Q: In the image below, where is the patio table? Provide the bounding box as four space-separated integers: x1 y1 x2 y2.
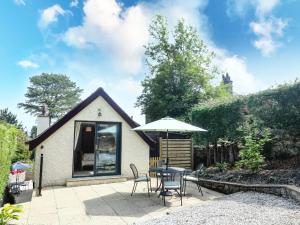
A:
149 166 186 173
149 166 187 194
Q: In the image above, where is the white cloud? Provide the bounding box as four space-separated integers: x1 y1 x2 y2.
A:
64 0 149 74
227 0 288 56
17 60 39 69
13 0 25 6
227 0 280 18
38 4 66 29
64 0 209 75
250 17 288 56
255 0 280 17
217 55 262 94
70 0 79 8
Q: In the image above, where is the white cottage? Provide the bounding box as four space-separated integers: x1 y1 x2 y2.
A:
27 88 154 187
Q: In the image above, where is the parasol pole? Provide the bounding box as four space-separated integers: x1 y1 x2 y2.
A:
166 129 169 170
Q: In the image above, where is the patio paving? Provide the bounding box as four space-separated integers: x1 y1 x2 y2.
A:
15 179 224 225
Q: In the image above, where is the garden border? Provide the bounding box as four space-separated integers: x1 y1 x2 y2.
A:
198 178 300 203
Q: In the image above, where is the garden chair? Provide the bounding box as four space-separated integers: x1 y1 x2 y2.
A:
130 163 151 197
154 159 171 188
161 170 183 206
183 164 204 196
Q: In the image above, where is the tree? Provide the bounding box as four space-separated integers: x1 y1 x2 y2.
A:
136 15 230 122
0 108 23 129
237 128 271 172
30 126 37 139
0 109 30 163
18 73 83 122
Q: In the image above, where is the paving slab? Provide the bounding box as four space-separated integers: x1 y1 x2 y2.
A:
15 179 223 225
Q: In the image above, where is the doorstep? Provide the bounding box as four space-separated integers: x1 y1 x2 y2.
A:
66 175 128 187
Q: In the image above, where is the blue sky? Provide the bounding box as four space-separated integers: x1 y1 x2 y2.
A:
1 0 299 131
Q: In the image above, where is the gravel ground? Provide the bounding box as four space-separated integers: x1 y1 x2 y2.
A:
133 192 300 225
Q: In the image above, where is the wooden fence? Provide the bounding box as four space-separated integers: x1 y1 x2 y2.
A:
149 157 160 177
194 143 239 167
160 138 193 169
149 138 193 176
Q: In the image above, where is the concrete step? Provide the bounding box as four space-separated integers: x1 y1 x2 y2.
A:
66 175 128 187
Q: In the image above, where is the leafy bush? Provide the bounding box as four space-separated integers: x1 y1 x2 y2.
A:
192 81 300 159
237 129 271 172
12 130 30 163
0 123 18 201
192 96 246 145
0 122 30 202
0 204 22 225
216 162 229 172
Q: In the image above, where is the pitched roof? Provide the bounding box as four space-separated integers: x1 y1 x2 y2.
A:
27 87 155 150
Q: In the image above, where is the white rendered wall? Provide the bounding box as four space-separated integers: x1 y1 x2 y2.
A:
34 96 149 186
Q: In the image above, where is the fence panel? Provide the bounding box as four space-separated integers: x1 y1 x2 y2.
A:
160 138 193 169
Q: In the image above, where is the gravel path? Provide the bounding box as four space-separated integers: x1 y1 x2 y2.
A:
133 192 300 225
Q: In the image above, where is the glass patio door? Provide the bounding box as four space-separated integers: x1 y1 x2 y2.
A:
94 122 121 175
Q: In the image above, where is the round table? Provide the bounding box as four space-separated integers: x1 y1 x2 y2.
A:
149 166 188 194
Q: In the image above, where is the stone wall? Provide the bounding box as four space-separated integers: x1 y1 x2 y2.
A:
198 178 300 204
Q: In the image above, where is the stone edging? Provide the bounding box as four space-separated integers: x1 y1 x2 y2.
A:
198 178 300 203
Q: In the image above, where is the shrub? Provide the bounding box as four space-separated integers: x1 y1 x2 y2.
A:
0 123 18 201
0 204 22 225
216 162 229 172
237 129 271 172
0 121 30 201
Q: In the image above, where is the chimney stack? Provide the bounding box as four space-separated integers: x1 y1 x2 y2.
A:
37 104 50 135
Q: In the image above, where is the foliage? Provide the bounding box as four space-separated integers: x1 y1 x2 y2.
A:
11 131 30 163
192 81 300 159
0 204 22 225
247 82 300 131
236 129 271 172
0 108 23 129
137 15 231 122
0 121 30 200
192 96 246 145
30 126 37 139
18 73 83 122
216 162 229 172
0 123 18 200
0 108 29 163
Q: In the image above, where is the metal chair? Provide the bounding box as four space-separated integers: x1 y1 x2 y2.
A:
183 165 204 196
155 159 172 190
130 163 151 197
161 170 183 206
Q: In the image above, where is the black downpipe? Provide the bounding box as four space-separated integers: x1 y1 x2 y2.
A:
38 154 43 196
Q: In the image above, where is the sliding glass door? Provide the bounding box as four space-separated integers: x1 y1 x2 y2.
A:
94 122 121 175
73 121 121 177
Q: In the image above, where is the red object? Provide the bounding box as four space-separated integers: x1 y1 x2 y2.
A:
10 169 24 175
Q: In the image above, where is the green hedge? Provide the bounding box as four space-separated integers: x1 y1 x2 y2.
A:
192 82 300 159
0 123 18 201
